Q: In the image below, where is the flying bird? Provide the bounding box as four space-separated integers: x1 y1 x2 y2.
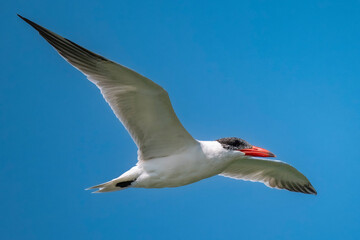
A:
18 15 316 195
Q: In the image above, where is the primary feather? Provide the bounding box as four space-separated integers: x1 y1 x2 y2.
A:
18 14 197 160
220 158 317 194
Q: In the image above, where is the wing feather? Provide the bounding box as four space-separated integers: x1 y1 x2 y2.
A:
19 15 198 160
220 158 317 194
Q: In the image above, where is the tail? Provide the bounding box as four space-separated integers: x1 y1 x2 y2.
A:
86 179 134 193
86 166 140 193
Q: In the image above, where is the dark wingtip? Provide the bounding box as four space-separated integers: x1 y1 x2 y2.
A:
17 14 26 20
306 183 317 195
17 14 41 31
17 14 34 26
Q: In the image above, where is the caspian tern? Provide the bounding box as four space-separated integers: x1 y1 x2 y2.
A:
19 15 317 195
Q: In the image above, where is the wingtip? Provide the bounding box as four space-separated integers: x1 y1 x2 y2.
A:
17 14 26 20
17 14 33 25
17 14 39 29
310 186 318 195
306 183 317 195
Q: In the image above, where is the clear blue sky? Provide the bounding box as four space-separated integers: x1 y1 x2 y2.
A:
1 0 360 239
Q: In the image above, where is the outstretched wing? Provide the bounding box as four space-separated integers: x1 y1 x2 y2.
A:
220 158 317 194
19 15 198 160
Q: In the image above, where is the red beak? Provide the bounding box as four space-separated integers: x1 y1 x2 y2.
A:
239 146 276 158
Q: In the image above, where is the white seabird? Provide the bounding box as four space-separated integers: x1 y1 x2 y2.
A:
19 15 316 195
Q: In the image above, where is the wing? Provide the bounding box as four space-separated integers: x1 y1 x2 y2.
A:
220 158 317 194
19 15 198 160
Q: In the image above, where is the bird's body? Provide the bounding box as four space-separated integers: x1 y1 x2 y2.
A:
116 141 237 190
19 15 317 195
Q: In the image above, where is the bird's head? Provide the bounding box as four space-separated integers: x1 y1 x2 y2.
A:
216 137 276 157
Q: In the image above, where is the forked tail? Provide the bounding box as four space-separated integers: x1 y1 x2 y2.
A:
86 166 140 193
86 179 135 193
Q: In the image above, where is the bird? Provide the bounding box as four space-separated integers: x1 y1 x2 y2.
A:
18 14 317 195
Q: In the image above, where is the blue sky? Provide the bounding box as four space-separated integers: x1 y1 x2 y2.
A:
1 0 360 239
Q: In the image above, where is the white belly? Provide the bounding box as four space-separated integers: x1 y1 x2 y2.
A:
132 141 237 188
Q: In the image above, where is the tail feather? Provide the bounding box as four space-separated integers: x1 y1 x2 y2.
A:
86 179 134 193
86 166 140 193
86 180 120 193
85 183 107 190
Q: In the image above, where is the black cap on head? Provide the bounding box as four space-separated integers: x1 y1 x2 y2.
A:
217 137 252 150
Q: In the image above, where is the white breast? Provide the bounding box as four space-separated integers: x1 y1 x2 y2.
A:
133 141 241 188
